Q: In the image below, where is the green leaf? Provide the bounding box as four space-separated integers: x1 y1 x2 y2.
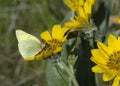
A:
46 62 70 86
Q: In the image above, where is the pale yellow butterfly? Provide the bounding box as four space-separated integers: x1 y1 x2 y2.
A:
16 30 45 60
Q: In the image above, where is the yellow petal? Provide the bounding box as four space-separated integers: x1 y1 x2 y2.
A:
64 0 74 10
91 0 95 6
40 31 52 42
79 7 86 19
116 72 120 79
65 19 80 28
52 24 62 40
53 47 62 54
34 47 53 59
117 36 120 49
52 24 69 42
85 1 91 15
97 42 112 55
118 36 120 41
24 56 36 61
87 0 95 6
61 27 69 36
112 77 119 86
103 70 117 81
79 0 84 6
90 56 106 65
91 65 105 73
61 27 70 41
117 17 120 24
91 49 108 63
108 34 119 51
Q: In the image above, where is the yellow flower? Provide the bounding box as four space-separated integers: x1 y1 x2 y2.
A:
91 34 120 86
64 0 95 29
41 24 69 47
65 15 88 29
31 24 69 60
64 0 95 12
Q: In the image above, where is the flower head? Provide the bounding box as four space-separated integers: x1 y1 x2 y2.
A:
64 0 95 29
41 24 69 46
91 34 120 86
31 24 69 60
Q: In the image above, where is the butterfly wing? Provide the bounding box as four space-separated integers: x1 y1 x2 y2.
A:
16 30 44 59
16 30 40 43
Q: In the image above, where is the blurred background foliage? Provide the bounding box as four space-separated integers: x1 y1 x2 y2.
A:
0 0 120 86
0 0 68 86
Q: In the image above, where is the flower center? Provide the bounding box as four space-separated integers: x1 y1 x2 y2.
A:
107 51 120 71
48 39 62 47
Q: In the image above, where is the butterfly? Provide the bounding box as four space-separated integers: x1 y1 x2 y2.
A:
16 30 45 60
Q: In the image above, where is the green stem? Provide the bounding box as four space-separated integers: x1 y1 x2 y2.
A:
57 61 79 86
55 65 68 86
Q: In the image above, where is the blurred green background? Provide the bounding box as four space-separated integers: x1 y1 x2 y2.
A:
0 0 120 86
0 0 68 86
